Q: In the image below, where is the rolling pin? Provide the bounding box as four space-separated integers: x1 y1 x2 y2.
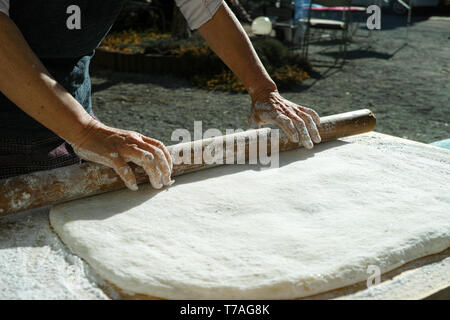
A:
0 109 376 217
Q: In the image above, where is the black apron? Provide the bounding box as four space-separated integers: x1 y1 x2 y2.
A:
0 0 126 179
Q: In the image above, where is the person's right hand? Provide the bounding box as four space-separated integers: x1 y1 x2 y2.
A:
69 119 173 191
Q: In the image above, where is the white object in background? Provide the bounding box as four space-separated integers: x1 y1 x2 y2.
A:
251 16 273 35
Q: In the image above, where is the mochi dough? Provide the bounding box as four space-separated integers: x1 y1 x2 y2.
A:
49 133 450 299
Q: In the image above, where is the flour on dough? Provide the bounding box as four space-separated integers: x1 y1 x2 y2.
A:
49 133 450 299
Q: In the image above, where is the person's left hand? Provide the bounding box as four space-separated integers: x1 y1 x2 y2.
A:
248 90 321 149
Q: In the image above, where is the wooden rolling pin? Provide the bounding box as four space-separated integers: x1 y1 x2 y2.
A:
0 109 375 217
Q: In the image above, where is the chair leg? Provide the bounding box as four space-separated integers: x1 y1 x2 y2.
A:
302 24 311 61
342 36 347 65
343 28 348 65
337 28 348 67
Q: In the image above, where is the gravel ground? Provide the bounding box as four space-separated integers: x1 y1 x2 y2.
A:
91 13 450 146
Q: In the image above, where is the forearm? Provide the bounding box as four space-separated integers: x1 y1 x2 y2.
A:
198 3 277 99
0 13 173 190
0 12 93 143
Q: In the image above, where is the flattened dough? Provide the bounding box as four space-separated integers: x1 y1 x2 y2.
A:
49 133 450 299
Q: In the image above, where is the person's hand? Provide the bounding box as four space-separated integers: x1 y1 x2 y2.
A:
248 89 321 149
69 119 173 191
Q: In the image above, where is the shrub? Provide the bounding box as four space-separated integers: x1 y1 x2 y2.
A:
99 31 311 92
100 29 171 53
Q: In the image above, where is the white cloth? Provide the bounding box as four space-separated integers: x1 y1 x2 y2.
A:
0 0 9 16
176 0 223 29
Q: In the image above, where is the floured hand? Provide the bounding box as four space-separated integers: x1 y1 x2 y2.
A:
68 119 173 191
248 90 321 149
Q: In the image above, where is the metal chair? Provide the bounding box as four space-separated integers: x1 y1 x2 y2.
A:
301 0 355 67
265 0 303 46
391 0 413 43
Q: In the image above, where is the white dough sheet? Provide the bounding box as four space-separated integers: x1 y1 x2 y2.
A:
49 133 450 299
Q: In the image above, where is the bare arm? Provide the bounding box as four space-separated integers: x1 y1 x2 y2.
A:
0 12 172 189
198 3 321 148
0 12 91 143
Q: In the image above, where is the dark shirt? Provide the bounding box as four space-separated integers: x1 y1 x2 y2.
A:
0 0 126 178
